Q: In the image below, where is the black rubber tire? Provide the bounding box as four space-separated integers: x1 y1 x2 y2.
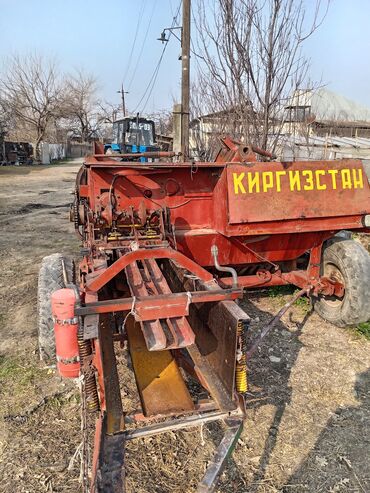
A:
37 253 75 361
325 230 352 248
314 239 370 327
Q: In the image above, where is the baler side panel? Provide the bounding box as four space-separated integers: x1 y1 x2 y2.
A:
226 160 370 224
175 230 331 266
89 167 217 230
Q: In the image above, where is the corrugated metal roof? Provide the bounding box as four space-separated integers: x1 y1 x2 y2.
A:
279 134 370 148
275 134 370 161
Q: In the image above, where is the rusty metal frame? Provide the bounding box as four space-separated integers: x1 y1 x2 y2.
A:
71 134 370 493
162 259 248 408
124 410 244 493
220 270 341 293
124 409 242 440
76 288 242 317
98 316 125 434
90 414 126 493
86 247 214 293
197 418 244 493
219 244 345 296
125 258 196 350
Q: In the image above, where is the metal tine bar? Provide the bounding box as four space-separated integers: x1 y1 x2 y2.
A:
125 261 167 350
144 258 180 347
125 410 241 440
145 258 195 347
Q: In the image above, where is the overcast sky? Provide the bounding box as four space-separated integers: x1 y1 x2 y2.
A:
0 0 370 114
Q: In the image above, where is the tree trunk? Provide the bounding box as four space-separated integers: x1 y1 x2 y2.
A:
33 135 43 163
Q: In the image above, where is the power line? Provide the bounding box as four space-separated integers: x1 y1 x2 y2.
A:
132 43 167 114
140 49 167 113
123 0 146 84
168 24 203 60
134 1 182 114
134 1 182 113
138 2 182 113
190 5 206 62
127 0 158 92
168 0 174 17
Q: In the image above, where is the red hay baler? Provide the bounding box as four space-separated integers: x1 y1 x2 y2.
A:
38 137 370 492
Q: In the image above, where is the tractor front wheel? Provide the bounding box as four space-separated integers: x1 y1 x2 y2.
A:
37 253 75 361
314 239 370 327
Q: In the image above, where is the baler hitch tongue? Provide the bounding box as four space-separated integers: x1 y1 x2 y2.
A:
247 287 308 359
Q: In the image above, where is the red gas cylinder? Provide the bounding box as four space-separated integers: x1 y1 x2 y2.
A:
51 288 80 378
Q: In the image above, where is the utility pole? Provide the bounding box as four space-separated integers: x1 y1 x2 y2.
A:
117 83 129 117
157 1 191 158
181 0 191 161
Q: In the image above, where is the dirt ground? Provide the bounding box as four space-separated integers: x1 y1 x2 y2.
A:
0 163 369 493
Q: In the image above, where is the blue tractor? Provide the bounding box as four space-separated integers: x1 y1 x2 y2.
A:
104 116 159 161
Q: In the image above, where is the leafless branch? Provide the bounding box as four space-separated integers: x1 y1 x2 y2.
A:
192 0 330 156
0 54 66 160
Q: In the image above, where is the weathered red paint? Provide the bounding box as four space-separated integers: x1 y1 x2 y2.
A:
76 289 242 318
86 247 214 292
75 139 370 328
78 152 370 271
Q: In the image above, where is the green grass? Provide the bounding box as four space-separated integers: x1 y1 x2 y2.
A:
0 354 79 418
356 322 370 340
294 292 311 310
47 391 80 410
267 285 294 298
267 285 311 312
0 355 49 388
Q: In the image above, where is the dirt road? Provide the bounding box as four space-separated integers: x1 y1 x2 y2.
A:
0 163 369 493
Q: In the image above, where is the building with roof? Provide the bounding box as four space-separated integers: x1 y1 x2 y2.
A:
285 88 370 138
188 88 370 161
276 133 370 162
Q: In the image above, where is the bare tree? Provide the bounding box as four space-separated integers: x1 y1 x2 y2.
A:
145 110 173 137
0 54 66 161
194 0 329 153
0 97 13 138
97 100 122 124
63 70 105 142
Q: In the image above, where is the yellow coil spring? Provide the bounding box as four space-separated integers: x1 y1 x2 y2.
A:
108 232 121 241
84 374 100 412
78 335 92 359
146 228 158 238
235 320 248 394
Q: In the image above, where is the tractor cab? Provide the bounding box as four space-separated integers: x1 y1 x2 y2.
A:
105 116 159 161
